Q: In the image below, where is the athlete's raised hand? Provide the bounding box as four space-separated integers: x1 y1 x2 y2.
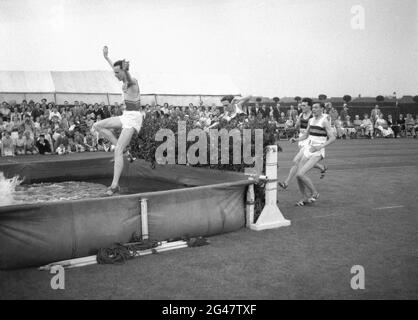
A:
103 46 109 59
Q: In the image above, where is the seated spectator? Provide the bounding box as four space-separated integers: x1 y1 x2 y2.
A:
1 131 15 156
23 131 38 154
353 115 363 137
31 103 44 120
397 114 406 136
84 132 97 152
387 115 400 138
375 114 394 138
360 114 373 139
405 114 415 137
343 115 357 138
36 134 52 155
53 130 69 153
284 116 296 139
334 116 346 139
14 131 26 155
73 131 86 152
68 137 77 153
56 144 67 155
413 115 418 138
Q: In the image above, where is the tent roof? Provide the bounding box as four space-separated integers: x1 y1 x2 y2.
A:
51 71 121 94
0 71 55 93
0 71 240 96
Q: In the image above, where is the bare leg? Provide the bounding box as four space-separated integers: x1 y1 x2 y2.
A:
281 148 303 187
296 155 323 198
110 128 135 189
92 117 121 146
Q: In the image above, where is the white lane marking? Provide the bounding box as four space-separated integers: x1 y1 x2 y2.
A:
373 205 404 210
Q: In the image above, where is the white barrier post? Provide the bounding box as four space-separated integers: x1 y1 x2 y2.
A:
250 145 290 231
246 184 255 227
140 198 149 240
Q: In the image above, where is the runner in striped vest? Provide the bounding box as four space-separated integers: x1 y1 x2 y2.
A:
278 99 328 191
289 102 336 206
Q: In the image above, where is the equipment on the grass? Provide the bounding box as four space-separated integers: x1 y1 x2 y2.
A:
39 237 209 270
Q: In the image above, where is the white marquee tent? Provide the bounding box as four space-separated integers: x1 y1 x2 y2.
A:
0 71 241 106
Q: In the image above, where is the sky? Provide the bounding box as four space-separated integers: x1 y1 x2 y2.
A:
0 0 417 97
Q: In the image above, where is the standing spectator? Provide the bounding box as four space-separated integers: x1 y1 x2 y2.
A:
271 103 281 121
370 105 382 125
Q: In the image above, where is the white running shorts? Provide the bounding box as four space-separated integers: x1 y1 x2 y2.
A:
119 111 143 133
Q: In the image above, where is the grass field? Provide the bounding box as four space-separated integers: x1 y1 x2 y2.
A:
0 138 417 300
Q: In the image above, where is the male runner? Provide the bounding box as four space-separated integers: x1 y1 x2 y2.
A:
92 46 143 196
290 102 336 206
278 98 327 190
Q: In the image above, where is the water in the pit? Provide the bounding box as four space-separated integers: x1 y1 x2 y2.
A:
0 173 188 206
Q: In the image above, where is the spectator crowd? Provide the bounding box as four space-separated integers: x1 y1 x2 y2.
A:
1 98 417 158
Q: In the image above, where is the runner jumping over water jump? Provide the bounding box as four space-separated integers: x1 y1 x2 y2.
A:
92 46 143 196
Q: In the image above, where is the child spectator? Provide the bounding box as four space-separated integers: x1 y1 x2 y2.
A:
56 144 67 155
84 132 97 152
36 134 52 155
1 131 15 156
68 137 77 153
73 131 86 152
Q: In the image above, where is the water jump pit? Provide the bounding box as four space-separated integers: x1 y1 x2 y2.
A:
0 153 255 270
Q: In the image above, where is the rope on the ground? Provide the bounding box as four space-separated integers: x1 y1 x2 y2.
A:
96 235 209 265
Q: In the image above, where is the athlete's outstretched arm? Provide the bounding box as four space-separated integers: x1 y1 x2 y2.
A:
103 46 114 69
